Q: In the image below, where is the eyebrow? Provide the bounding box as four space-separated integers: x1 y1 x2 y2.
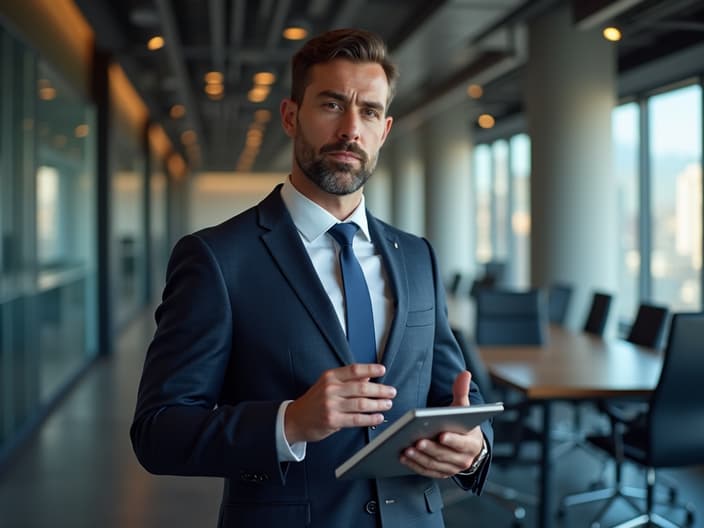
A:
316 90 385 113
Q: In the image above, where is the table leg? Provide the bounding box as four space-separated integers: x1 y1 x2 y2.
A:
539 400 553 528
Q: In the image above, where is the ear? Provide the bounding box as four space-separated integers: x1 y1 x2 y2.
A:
280 99 298 138
379 115 393 147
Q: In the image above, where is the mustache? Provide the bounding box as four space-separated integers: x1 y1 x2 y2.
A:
319 141 368 162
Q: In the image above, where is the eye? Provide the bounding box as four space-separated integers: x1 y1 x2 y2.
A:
363 108 381 119
323 101 343 111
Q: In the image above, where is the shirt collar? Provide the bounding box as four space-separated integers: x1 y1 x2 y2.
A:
280 176 371 243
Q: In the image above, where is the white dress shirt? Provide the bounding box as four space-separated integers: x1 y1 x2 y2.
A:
274 176 395 462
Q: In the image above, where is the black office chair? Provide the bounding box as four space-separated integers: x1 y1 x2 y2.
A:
547 282 573 325
584 304 671 495
598 304 670 419
450 328 539 526
625 303 670 349
475 289 548 346
583 291 613 336
469 260 506 298
559 312 704 527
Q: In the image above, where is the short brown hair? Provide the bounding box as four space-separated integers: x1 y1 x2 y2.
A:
290 28 399 110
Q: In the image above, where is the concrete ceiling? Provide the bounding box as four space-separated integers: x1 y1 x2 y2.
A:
73 0 704 173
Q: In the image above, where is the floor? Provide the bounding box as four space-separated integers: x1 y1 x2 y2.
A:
0 307 702 528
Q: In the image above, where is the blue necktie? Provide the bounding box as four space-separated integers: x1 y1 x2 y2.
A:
328 223 377 364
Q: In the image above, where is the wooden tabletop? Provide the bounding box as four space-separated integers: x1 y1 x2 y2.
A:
478 325 663 400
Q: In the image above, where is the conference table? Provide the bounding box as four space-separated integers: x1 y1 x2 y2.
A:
478 325 663 528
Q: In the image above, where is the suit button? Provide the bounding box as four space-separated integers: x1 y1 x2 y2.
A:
364 500 377 515
369 425 376 430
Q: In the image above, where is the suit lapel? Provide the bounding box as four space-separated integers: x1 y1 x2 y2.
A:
367 214 409 375
258 187 353 366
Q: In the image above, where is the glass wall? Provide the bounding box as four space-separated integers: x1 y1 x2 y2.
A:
149 154 168 301
474 144 492 263
35 59 98 399
613 81 703 325
510 133 531 288
111 117 146 328
0 26 97 456
613 102 640 321
473 134 532 288
648 83 702 312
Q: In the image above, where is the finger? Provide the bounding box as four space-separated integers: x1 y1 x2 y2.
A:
400 446 465 478
337 395 393 414
451 370 471 407
339 363 387 381
336 379 397 399
412 438 474 469
437 427 481 451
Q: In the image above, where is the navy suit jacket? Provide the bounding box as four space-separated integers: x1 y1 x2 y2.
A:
131 185 493 528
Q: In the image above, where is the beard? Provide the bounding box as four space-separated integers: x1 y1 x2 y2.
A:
293 123 377 196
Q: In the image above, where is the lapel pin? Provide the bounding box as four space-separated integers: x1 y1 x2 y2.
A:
393 241 399 249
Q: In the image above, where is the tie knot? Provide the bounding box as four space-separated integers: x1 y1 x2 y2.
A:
328 223 359 247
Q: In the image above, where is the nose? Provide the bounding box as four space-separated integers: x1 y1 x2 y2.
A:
337 110 361 142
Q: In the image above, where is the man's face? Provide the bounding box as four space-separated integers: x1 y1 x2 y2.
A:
285 59 393 196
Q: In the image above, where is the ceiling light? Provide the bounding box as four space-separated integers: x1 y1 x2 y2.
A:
467 84 483 99
205 84 224 96
248 86 270 103
282 26 308 41
74 124 89 138
170 104 186 119
147 35 165 51
253 72 276 85
204 71 224 84
477 114 495 129
602 26 622 42
39 86 57 101
181 129 197 145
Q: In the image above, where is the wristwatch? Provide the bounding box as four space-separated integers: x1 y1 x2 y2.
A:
461 437 488 476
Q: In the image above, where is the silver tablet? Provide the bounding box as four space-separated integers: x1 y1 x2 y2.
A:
335 401 503 479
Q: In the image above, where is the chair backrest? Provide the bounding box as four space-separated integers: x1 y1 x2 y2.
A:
626 303 669 349
475 289 548 345
648 312 704 468
451 327 496 401
548 282 573 325
582 291 613 336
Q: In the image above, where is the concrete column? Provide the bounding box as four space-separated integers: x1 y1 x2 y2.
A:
422 102 475 283
526 5 618 332
388 129 425 237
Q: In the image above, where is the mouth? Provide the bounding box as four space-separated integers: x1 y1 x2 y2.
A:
326 151 362 164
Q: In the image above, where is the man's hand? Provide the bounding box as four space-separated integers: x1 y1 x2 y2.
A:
284 364 397 444
399 370 485 478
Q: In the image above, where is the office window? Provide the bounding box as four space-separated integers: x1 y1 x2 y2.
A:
613 102 640 321
510 133 531 288
473 135 532 288
492 140 510 260
474 144 492 262
649 83 702 311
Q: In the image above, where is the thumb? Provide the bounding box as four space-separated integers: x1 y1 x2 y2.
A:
451 370 471 407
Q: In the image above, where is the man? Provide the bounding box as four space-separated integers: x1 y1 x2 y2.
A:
131 28 493 528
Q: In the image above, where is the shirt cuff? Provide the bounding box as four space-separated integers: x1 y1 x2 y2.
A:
276 400 307 462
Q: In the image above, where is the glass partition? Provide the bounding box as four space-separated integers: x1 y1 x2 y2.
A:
111 117 146 327
0 25 97 458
